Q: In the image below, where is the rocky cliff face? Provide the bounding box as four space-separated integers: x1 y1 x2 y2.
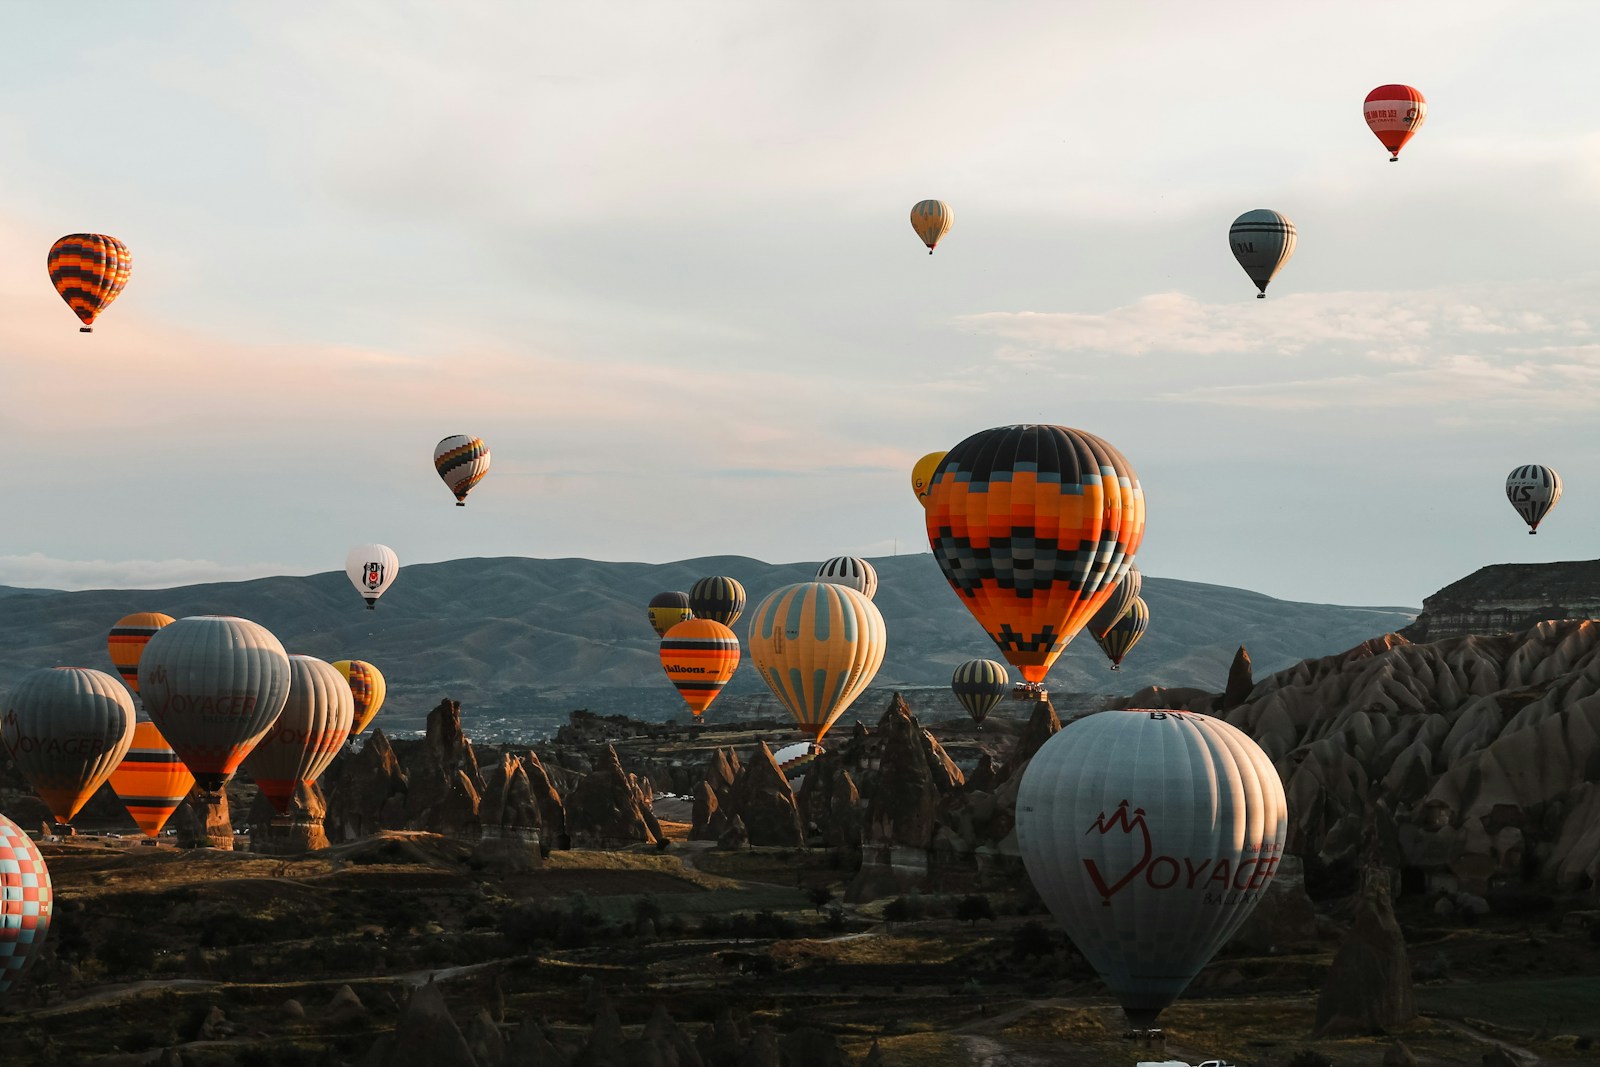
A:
1402 559 1600 642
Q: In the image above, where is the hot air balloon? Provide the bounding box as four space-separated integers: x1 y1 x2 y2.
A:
48 233 131 332
1228 210 1296 298
659 618 741 722
924 424 1144 694
1364 84 1426 161
689 576 746 626
332 659 387 735
1 668 136 826
1087 564 1142 640
346 544 399 609
748 582 886 742
771 740 823 785
0 813 51 997
1506 465 1562 534
910 200 953 254
1016 709 1287 1030
434 435 491 506
647 591 694 638
139 615 292 792
911 451 947 506
1094 596 1149 670
951 659 1009 726
107 612 174 698
816 556 879 600
108 721 195 839
242 656 354 815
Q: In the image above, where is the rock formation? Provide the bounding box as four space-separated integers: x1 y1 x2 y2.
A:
325 729 410 842
719 743 804 847
363 979 479 1067
402 700 485 840
1223 645 1255 710
849 695 951 899
563 745 661 848
473 753 543 870
247 781 330 854
173 786 234 850
1402 559 1600 642
1314 864 1416 1036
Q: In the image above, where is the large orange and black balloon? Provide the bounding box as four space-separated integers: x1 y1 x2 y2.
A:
659 618 740 720
48 234 131 333
924 424 1144 684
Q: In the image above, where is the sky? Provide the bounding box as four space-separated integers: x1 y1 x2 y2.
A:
1 1 1598 607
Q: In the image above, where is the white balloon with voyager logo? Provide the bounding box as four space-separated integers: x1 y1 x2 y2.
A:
1016 708 1287 1031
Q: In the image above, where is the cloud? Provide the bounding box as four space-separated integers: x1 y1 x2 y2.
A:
0 554 308 592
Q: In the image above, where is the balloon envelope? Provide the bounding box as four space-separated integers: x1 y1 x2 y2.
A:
332 659 387 736
0 813 51 996
911 451 947 506
1094 595 1150 668
951 659 1009 724
1506 464 1561 534
242 656 354 814
1016 709 1287 1028
659 618 740 718
107 612 175 696
689 576 746 626
815 556 878 600
346 544 399 609
1228 209 1296 297
139 615 293 792
48 233 131 331
434 435 491 505
109 721 195 838
1087 564 1142 640
771 740 823 785
748 582 886 742
910 200 953 253
924 424 1144 684
647 591 694 638
1363 84 1426 160
1 668 136 824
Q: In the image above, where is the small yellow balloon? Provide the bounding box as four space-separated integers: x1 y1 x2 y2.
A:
911 451 948 507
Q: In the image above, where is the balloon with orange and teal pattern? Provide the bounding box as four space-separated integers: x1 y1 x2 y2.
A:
924 424 1144 686
748 581 886 742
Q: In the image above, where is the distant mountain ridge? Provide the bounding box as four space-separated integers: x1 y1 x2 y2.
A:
0 554 1415 734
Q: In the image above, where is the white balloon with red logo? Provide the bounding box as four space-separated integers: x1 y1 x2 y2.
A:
1016 708 1287 1029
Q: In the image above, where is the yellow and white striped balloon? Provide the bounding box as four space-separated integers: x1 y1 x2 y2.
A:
748 582 886 742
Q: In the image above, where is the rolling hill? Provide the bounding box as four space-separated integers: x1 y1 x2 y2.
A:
0 554 1414 737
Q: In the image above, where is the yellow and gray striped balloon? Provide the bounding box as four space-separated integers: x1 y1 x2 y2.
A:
910 200 953 254
1093 596 1149 670
748 582 886 742
951 659 1009 724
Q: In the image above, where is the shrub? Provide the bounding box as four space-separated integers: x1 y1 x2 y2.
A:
955 894 995 925
1287 1050 1333 1067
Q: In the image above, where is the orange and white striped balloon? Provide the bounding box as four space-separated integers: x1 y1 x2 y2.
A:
660 619 740 719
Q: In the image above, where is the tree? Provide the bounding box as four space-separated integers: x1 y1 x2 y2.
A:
955 894 994 926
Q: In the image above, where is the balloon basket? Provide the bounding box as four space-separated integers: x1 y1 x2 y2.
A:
1010 682 1048 702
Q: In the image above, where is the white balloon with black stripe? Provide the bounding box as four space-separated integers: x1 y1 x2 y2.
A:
815 556 878 600
1505 464 1562 534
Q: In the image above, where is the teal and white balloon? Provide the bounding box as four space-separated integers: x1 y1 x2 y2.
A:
1017 709 1287 1030
1229 209 1296 298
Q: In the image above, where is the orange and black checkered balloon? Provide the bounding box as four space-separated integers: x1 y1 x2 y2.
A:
47 233 131 332
923 424 1144 685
